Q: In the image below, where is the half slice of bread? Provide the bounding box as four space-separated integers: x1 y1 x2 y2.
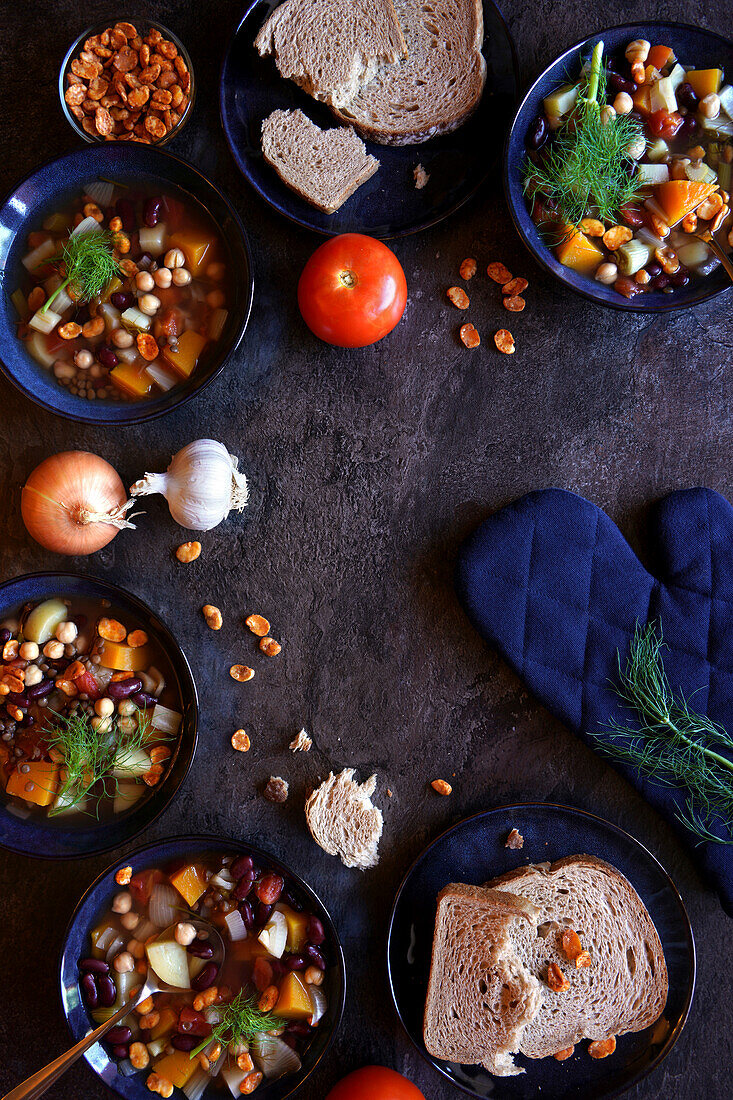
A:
332 0 487 144
254 0 407 110
423 883 543 1076
488 856 669 1061
305 768 383 868
261 109 380 213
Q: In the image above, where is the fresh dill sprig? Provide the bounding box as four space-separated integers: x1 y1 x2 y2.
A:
43 230 120 311
524 40 645 231
44 705 161 817
592 621 733 845
189 989 283 1060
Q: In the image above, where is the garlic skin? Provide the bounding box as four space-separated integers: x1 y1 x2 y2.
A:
130 439 248 531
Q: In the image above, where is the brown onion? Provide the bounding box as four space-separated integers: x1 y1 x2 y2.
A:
21 451 138 556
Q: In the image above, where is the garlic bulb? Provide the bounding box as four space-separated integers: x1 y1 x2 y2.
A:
130 440 248 531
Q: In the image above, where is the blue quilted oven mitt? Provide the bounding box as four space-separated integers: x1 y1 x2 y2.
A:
456 486 733 915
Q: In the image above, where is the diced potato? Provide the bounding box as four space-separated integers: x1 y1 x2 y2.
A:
554 229 604 277
110 361 154 399
25 331 57 369
170 863 208 907
146 939 191 988
6 761 59 807
113 781 145 815
162 329 207 380
98 639 151 671
138 223 168 257
650 75 677 113
275 972 313 1020
655 179 716 224
543 83 578 118
153 1050 198 1089
684 68 723 98
24 598 68 643
668 63 686 90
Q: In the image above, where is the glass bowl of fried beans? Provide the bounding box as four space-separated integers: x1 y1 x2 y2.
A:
59 19 194 146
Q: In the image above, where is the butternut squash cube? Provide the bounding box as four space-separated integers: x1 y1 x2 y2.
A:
153 1049 198 1089
170 863 208 907
276 971 313 1020
110 361 154 399
162 329 207 380
6 760 59 807
647 45 673 71
632 85 652 116
168 231 215 276
98 640 151 672
684 69 722 98
150 1006 178 1040
655 179 717 225
554 229 604 277
277 904 310 953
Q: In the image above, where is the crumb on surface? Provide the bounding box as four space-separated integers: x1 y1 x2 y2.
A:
289 728 312 752
414 163 429 189
264 776 289 803
505 827 524 849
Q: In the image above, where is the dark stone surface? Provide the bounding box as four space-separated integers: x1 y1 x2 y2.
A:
0 1 731 1098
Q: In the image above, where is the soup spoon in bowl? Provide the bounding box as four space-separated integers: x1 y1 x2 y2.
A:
2 917 225 1100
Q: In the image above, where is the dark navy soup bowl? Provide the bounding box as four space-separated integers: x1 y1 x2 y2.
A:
504 21 733 312
0 572 198 858
0 144 253 423
59 835 346 1099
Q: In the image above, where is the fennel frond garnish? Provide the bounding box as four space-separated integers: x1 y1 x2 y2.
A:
44 230 120 311
593 621 733 844
189 989 283 1059
524 40 644 229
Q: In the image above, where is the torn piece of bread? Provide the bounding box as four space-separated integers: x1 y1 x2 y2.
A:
488 856 669 1061
254 0 407 110
332 0 487 145
423 883 543 1076
305 768 383 869
261 109 379 213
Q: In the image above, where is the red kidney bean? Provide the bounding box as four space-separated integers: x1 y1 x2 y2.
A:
81 973 98 1008
0 629 10 644
97 346 119 371
7 692 29 708
116 198 135 233
191 962 219 991
107 677 143 700
619 203 644 228
110 291 134 311
79 958 110 974
97 974 117 1007
255 873 284 905
106 1026 132 1045
143 197 162 227
230 855 254 879
27 679 53 699
305 944 326 969
676 82 698 110
281 888 303 912
233 870 255 900
671 270 690 288
132 691 157 709
186 941 214 959
650 273 670 291
526 115 548 151
255 901 273 928
677 115 701 143
284 954 307 971
239 899 254 929
645 260 662 279
307 916 325 945
20 713 35 728
110 1044 129 1059
172 1034 199 1052
178 1007 210 1036
286 1022 312 1037
608 71 636 96
614 275 645 299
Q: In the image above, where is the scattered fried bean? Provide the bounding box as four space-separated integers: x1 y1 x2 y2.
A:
431 779 452 795
203 605 223 631
459 257 477 280
245 614 270 637
502 277 528 297
231 729 251 752
459 323 480 348
175 541 201 563
487 261 513 284
259 637 282 657
503 295 526 312
230 665 255 683
447 286 469 309
494 329 515 354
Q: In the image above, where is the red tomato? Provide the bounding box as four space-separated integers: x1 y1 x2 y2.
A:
298 234 407 348
74 670 101 699
129 869 165 906
647 108 683 139
325 1066 426 1100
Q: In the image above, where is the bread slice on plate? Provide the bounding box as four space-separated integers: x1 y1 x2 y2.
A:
254 0 407 110
332 0 487 144
423 883 544 1076
305 768 383 869
488 855 669 1063
261 109 380 213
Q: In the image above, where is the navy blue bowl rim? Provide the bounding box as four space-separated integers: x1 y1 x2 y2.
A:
219 0 520 239
58 832 347 1099
0 570 199 860
386 801 697 1099
503 19 733 313
0 144 254 424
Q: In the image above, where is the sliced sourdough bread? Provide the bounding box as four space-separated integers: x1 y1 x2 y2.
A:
254 0 407 110
304 768 383 869
488 855 669 1060
423 883 543 1076
332 0 487 144
261 109 380 213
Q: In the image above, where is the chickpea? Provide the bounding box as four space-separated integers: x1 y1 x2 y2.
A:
206 289 226 309
136 271 155 293
153 267 172 288
164 248 185 269
139 293 162 316
89 363 104 378
74 349 94 370
55 621 78 645
303 966 324 985
95 697 114 718
43 640 64 659
613 92 633 115
91 715 113 733
120 911 140 931
113 951 135 974
206 262 225 280
174 922 197 946
24 664 43 687
600 105 616 126
700 93 721 120
19 641 39 661
626 135 646 160
112 891 133 914
53 360 76 381
117 716 138 734
171 268 191 287
625 38 650 64
127 938 146 959
118 699 136 716
111 327 135 349
595 262 618 285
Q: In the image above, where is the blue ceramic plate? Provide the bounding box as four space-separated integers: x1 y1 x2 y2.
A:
388 803 695 1098
59 835 346 1099
220 0 519 238
0 573 198 859
504 21 733 311
0 144 253 423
